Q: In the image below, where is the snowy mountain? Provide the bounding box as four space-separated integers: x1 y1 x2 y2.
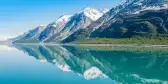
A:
62 6 125 42
90 0 168 38
13 7 104 43
44 7 104 42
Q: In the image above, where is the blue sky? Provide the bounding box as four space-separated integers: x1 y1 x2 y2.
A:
0 0 123 38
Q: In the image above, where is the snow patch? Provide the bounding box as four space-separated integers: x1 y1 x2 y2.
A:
132 4 168 14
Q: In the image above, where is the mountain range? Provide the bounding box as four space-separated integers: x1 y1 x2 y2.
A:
13 0 168 43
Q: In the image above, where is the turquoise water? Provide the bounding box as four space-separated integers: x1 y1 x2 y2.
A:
0 45 168 84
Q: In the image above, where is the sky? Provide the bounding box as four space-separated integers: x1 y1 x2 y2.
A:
0 0 122 40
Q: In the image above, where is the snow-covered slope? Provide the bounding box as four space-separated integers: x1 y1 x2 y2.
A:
121 0 168 15
39 15 72 41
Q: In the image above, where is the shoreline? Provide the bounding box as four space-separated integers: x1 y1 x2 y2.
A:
12 43 168 48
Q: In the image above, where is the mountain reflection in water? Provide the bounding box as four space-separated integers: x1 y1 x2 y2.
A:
14 44 168 84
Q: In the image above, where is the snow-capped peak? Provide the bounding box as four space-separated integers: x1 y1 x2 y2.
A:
81 7 103 21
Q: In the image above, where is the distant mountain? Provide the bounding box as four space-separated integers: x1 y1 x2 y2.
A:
14 25 46 43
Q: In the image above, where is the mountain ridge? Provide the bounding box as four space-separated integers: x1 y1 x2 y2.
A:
13 0 168 43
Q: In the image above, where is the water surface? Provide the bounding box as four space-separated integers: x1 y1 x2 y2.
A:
0 44 168 84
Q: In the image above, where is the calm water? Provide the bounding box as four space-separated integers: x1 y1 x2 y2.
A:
0 44 168 84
